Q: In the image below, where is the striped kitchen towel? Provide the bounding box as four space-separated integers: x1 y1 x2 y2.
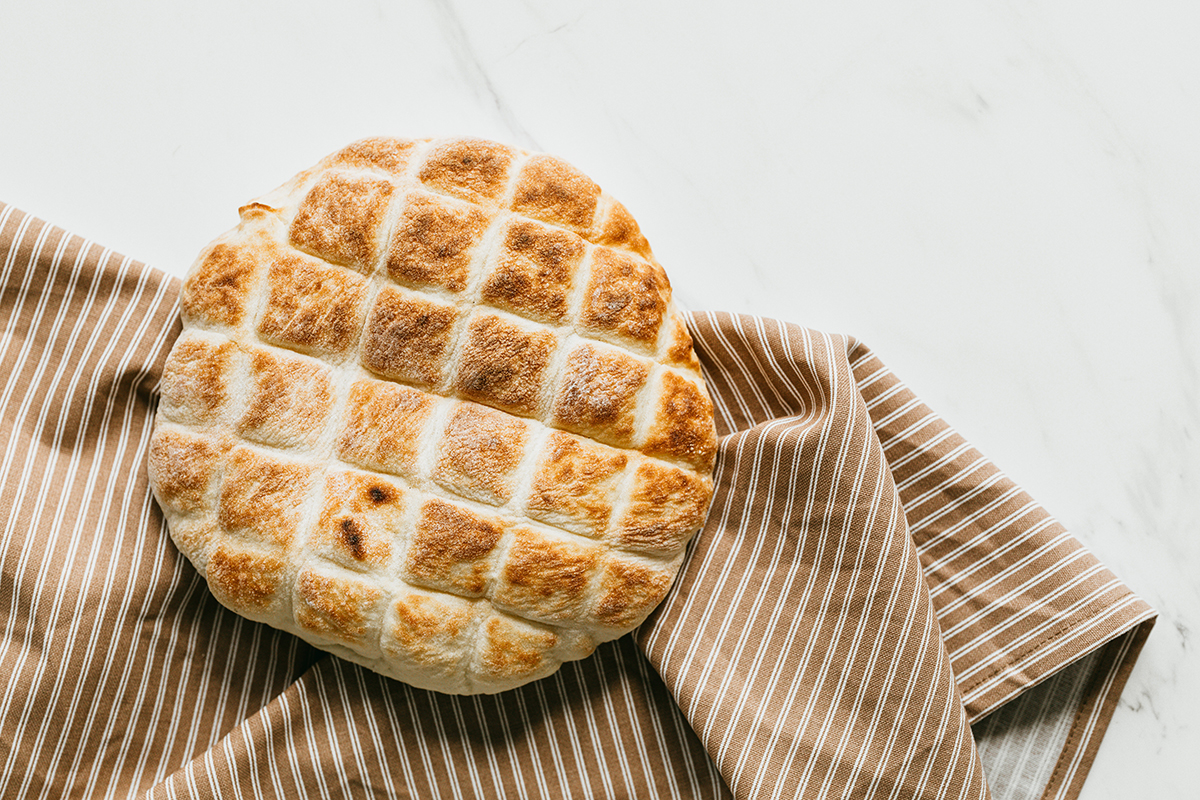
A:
0 201 1154 799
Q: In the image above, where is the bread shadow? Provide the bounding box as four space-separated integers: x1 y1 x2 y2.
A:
338 635 656 747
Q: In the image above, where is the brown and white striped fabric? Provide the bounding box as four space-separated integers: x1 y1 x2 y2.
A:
0 201 1154 799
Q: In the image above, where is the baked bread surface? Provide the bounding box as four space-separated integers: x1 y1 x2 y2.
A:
148 137 717 694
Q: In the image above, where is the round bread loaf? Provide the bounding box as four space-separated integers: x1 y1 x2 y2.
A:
148 137 717 694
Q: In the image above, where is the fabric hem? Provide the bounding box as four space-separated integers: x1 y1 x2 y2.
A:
1039 618 1155 800
961 602 1156 724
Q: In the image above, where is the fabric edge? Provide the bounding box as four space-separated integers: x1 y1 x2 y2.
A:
960 594 1157 725
1039 617 1155 800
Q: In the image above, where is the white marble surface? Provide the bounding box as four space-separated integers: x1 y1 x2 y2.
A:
2 0 1196 794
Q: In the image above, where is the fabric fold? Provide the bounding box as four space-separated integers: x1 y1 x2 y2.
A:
849 342 1154 722
0 202 1154 800
640 313 987 799
142 638 726 798
0 203 323 797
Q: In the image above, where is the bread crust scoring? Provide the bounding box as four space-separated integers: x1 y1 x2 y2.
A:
149 136 716 694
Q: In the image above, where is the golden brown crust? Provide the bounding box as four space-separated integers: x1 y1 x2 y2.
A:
493 527 600 622
480 219 585 323
552 344 649 447
385 590 476 670
642 371 718 471
476 615 557 682
313 470 405 570
614 460 711 555
665 314 703 372
294 568 382 645
237 348 334 449
257 251 369 355
386 193 490 293
433 402 529 504
593 198 651 257
580 247 668 345
418 138 516 206
336 379 436 478
216 446 317 548
592 558 673 629
207 545 287 614
526 432 627 536
181 239 260 328
452 314 556 416
148 428 225 514
404 498 504 596
361 286 459 387
511 154 600 232
328 137 418 175
289 171 394 271
158 335 234 426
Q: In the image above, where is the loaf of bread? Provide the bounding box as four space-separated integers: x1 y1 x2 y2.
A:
148 137 717 694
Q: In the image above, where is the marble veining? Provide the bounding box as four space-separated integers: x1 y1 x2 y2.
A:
423 0 543 151
0 0 1196 795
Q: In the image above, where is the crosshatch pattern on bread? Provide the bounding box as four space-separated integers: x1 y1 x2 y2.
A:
148 137 717 694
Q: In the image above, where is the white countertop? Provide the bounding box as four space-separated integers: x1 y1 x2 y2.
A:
2 0 1196 793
